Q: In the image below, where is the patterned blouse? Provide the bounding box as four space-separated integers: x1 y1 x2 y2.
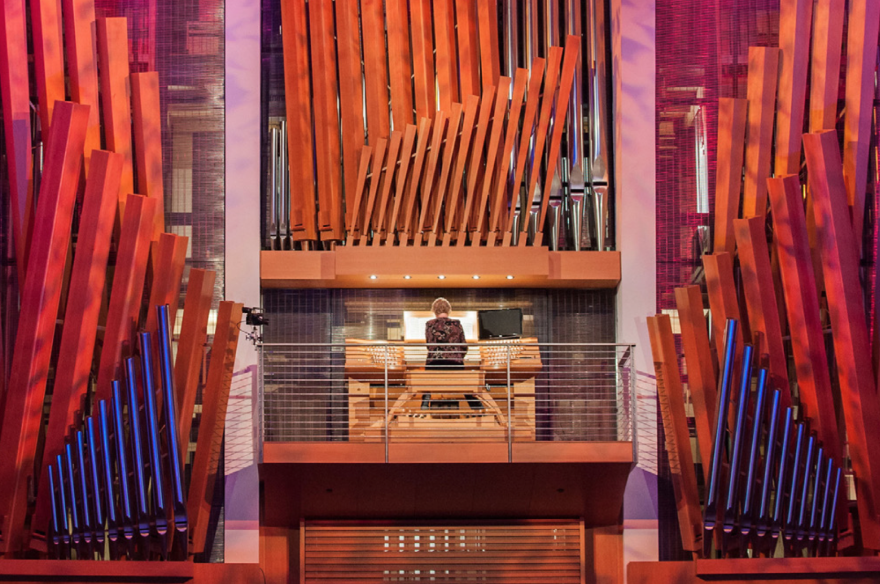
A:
425 317 467 365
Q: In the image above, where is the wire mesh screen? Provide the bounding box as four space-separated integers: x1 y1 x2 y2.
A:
260 342 634 451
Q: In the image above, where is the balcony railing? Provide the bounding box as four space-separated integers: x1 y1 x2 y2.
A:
259 341 635 462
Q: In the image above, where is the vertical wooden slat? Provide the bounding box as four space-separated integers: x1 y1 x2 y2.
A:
362 0 391 141
733 216 792 406
346 145 374 244
703 252 747 367
176 268 217 448
189 301 243 555
410 0 435 120
96 17 136 218
373 131 403 244
457 86 497 245
145 233 188 338
741 47 780 218
359 138 388 244
131 72 167 238
30 150 122 550
280 0 317 240
713 98 748 254
0 102 89 555
809 0 844 133
456 0 481 99
433 0 459 111
428 104 464 244
774 0 812 176
647 315 703 553
478 0 500 91
442 95 482 245
488 68 528 246
0 0 34 282
93 194 158 406
805 130 880 548
842 0 880 250
335 0 366 230
30 0 66 137
402 118 432 242
309 0 344 240
674 286 717 485
473 77 511 241
62 0 101 173
386 0 414 129
767 175 840 462
416 112 449 242
386 124 418 244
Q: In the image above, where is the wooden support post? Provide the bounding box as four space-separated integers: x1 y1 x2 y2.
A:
804 130 880 549
362 0 391 141
742 47 779 218
279 0 317 240
488 69 528 246
416 112 449 243
473 77 511 242
703 253 747 368
386 124 418 245
589 525 624 584
433 0 459 110
145 233 188 338
0 0 34 282
774 0 812 176
30 0 66 138
674 286 717 484
429 104 464 245
0 102 89 556
386 0 414 130
31 150 123 551
733 217 791 406
188 301 243 555
96 17 135 219
358 138 388 244
346 145 373 244
808 0 844 133
175 268 217 448
450 92 493 246
767 175 840 462
478 0 501 91
713 98 747 254
402 118 432 242
131 72 167 238
647 315 703 554
62 0 101 174
410 0 435 120
94 195 158 406
373 131 403 243
455 0 480 99
842 0 880 250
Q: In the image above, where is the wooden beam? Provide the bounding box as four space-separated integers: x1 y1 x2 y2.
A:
433 0 459 110
0 102 89 556
402 118 432 242
409 0 435 120
131 72 167 238
96 17 135 219
62 0 101 174
308 0 344 240
842 0 880 250
416 112 449 243
335 0 366 231
0 0 34 282
674 286 717 485
346 145 373 244
144 233 188 339
742 47 779 218
455 0 480 100
647 315 703 553
473 77 511 242
808 0 844 132
457 86 497 245
713 98 748 254
358 138 387 244
702 253 746 368
372 131 403 244
30 0 66 138
361 0 391 141
175 268 216 448
478 0 500 91
429 104 464 244
488 68 528 246
386 0 414 129
774 0 812 176
30 150 123 551
386 124 418 245
767 175 840 462
442 95 482 245
93 194 158 406
804 130 880 549
733 217 791 406
279 0 317 240
188 302 243 555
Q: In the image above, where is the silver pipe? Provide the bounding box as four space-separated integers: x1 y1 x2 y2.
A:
279 120 290 248
548 203 561 251
593 185 608 250
269 127 279 248
525 0 541 67
545 0 560 50
587 0 610 184
527 209 539 245
511 211 521 245
570 195 582 251
503 1 519 79
566 0 585 191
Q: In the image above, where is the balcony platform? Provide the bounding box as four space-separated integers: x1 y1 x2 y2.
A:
260 248 621 288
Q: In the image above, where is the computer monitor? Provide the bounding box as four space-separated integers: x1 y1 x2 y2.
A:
477 309 523 339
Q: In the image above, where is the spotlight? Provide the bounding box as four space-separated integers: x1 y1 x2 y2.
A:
437 275 446 280
472 275 480 280
243 307 269 326
403 275 412 280
506 275 514 280
369 275 378 280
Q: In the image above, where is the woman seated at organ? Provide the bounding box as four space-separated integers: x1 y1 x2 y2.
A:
422 298 480 411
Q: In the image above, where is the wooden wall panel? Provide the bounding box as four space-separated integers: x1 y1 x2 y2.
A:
131 72 167 237
733 216 791 406
96 17 135 217
0 102 89 555
410 0 435 119
0 0 34 281
713 98 747 254
804 130 880 549
478 0 501 91
30 0 66 138
189 301 243 555
808 0 844 132
703 252 746 368
362 0 391 141
674 286 717 484
144 233 188 338
31 150 122 550
455 0 481 100
741 47 779 218
175 268 216 447
279 0 317 240
767 175 840 462
842 0 880 250
433 0 459 110
647 315 703 553
308 0 344 240
386 0 414 129
335 0 365 230
62 0 101 173
489 68 528 246
94 195 158 405
774 0 812 176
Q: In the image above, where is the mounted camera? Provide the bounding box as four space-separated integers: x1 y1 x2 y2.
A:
243 306 269 327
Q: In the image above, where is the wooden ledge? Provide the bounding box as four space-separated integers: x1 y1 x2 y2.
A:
261 249 620 289
0 560 263 583
629 557 880 584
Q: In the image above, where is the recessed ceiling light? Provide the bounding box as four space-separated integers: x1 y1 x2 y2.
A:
472 275 480 280
506 275 514 280
437 275 446 280
403 275 412 280
369 275 378 280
